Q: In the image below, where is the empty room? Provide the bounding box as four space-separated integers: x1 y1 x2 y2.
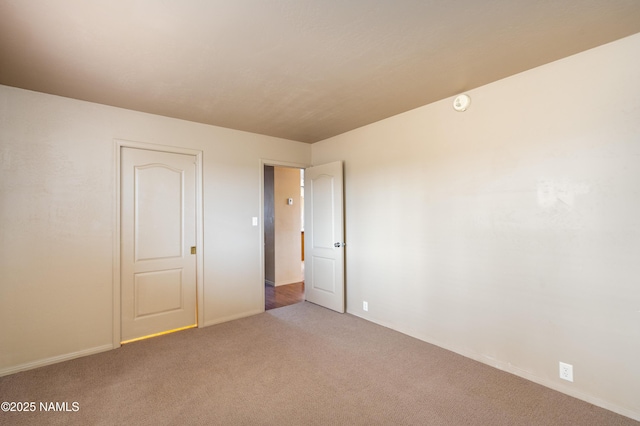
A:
1 1 639 424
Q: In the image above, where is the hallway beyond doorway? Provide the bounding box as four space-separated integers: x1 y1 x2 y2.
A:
265 281 304 310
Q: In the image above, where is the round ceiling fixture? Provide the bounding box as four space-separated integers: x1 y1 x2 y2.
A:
453 94 471 112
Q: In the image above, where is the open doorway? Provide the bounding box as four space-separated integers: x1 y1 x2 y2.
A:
264 165 305 310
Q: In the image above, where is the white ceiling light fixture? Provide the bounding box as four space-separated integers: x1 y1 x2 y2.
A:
453 94 471 112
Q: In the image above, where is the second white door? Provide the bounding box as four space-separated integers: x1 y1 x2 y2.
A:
304 161 345 313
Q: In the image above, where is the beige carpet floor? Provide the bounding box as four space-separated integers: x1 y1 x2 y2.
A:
0 302 637 425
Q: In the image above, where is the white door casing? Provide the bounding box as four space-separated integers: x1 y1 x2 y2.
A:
120 147 197 342
304 161 345 313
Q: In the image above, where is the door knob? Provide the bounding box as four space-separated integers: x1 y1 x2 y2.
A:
334 242 345 248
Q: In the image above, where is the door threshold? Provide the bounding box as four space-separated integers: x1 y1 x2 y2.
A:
121 324 197 345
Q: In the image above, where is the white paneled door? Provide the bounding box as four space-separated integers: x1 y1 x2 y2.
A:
304 161 345 313
121 147 197 342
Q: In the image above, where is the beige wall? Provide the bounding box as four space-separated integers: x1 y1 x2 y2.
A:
274 167 303 286
312 33 640 420
0 85 311 374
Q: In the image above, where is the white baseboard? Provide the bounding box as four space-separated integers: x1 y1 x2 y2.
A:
203 308 264 327
0 344 114 377
274 280 302 286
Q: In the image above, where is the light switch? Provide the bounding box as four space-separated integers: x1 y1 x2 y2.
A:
287 198 293 205
252 217 258 226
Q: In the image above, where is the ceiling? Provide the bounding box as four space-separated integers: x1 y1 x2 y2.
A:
2 1 640 143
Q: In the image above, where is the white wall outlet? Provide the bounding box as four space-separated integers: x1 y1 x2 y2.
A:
363 301 368 312
559 362 573 382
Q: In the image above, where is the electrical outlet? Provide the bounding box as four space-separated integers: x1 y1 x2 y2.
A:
559 362 573 382
363 301 368 312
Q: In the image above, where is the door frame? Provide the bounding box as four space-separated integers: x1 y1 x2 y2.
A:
113 139 204 348
259 159 310 311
